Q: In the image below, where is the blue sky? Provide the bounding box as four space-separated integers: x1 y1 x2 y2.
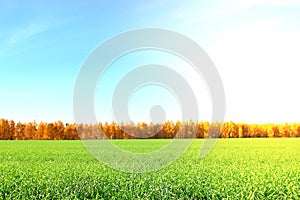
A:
1 0 300 123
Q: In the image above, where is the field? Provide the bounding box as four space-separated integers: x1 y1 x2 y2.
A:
0 139 299 199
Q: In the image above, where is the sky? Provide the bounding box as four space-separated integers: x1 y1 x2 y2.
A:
1 0 300 124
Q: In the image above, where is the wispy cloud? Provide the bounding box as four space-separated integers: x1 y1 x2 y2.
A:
8 23 51 45
193 0 300 23
234 0 300 9
0 20 62 58
135 0 172 12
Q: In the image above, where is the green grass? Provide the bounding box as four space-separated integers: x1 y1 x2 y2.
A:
0 139 299 199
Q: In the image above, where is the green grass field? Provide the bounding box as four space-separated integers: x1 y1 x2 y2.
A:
0 139 299 199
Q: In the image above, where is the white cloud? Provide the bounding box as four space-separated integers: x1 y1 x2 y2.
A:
234 0 300 9
8 23 50 44
135 0 171 12
194 0 300 23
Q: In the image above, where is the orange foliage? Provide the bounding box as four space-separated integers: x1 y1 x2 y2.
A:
0 118 299 140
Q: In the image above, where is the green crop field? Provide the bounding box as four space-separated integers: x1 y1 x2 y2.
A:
0 139 299 199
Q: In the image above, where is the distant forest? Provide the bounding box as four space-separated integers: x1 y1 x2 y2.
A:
0 118 300 140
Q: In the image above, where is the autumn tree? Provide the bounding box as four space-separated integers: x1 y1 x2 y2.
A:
15 122 25 140
9 120 15 140
24 122 37 140
64 124 78 140
53 121 65 140
0 119 10 140
36 122 45 140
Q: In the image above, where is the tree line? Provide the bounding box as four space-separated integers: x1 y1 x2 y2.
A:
0 118 300 140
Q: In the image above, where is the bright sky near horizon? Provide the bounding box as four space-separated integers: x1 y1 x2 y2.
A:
1 0 300 124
